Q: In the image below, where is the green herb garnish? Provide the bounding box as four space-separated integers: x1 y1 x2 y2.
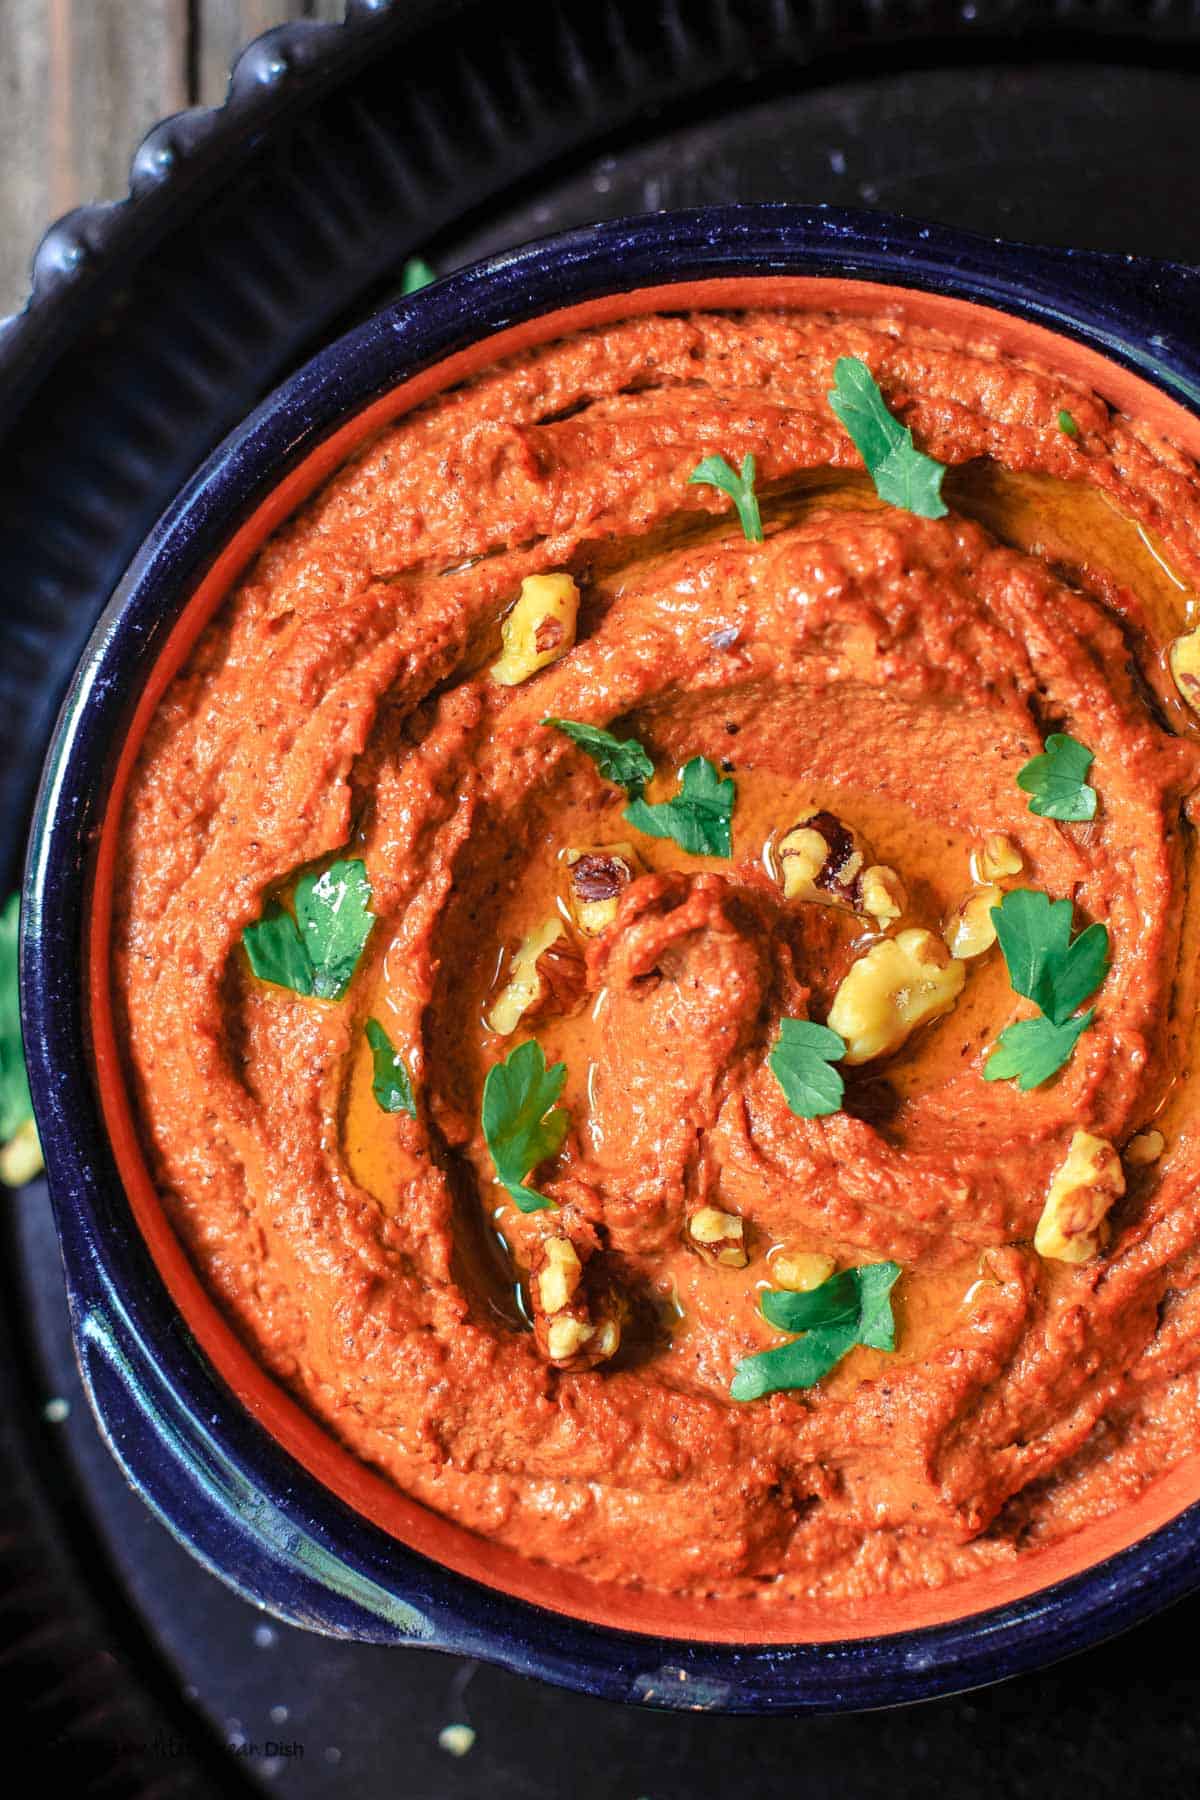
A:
545 724 735 857
242 858 375 1001
543 718 654 797
242 902 314 995
990 889 1110 1023
401 256 436 294
730 1262 901 1401
769 1017 846 1119
0 894 42 1187
365 1018 417 1117
984 888 1109 1090
481 1039 568 1213
982 1009 1095 1092
623 756 735 858
296 860 375 998
1058 408 1080 438
688 452 764 542
1017 732 1097 822
826 356 948 519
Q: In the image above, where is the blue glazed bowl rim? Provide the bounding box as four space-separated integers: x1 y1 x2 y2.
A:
22 204 1200 1713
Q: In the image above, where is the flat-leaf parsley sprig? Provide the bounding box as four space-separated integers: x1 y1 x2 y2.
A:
365 1018 417 1118
242 857 375 1001
731 1262 901 1401
622 756 735 858
1016 732 1098 822
547 720 737 859
482 1039 569 1213
984 888 1110 1091
543 718 654 797
826 357 948 520
768 1018 846 1120
688 453 764 542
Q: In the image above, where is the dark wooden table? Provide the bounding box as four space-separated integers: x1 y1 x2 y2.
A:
0 1 345 315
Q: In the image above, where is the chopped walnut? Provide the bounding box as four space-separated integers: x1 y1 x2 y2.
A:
859 864 907 926
687 1205 749 1269
777 811 904 927
778 810 864 906
529 1231 623 1370
565 842 641 936
546 1315 596 1360
1125 1128 1165 1169
490 572 579 686
1169 625 1200 716
827 928 966 1064
1034 1130 1124 1263
771 1250 835 1292
537 1237 583 1314
944 884 1004 960
486 918 584 1036
974 832 1024 883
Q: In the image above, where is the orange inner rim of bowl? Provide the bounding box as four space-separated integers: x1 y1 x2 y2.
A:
88 275 1200 1645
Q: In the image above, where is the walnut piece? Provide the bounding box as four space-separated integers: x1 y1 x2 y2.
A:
777 810 905 926
529 1231 623 1370
944 884 1004 960
546 1316 596 1360
565 843 641 936
486 918 583 1035
1169 625 1200 716
771 1250 835 1292
859 864 907 926
687 1205 749 1269
974 832 1024 883
490 572 579 686
537 1237 583 1314
1125 1128 1165 1169
827 928 966 1064
778 810 864 906
1034 1130 1124 1263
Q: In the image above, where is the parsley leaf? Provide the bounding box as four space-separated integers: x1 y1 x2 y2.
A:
826 357 948 519
623 756 735 858
688 452 764 542
1017 732 1098 822
730 1262 901 1401
990 888 1110 1027
769 1017 846 1119
242 902 315 996
401 256 436 294
986 887 1108 1090
0 894 40 1179
1058 408 1080 438
984 1008 1095 1091
544 717 654 797
365 1018 417 1117
294 859 375 1000
242 858 375 1001
482 1039 569 1213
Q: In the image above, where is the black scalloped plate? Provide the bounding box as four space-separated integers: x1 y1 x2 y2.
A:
9 4 1200 1794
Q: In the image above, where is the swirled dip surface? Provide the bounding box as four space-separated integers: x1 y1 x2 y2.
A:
115 309 1200 1606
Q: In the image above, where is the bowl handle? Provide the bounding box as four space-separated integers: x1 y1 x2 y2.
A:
976 240 1200 406
71 1285 466 1648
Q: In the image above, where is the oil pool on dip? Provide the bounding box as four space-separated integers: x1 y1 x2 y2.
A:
113 309 1200 1607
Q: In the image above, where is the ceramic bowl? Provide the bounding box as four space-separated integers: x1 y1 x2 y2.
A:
23 206 1200 1712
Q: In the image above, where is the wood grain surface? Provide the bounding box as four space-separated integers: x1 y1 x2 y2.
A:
0 0 347 315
